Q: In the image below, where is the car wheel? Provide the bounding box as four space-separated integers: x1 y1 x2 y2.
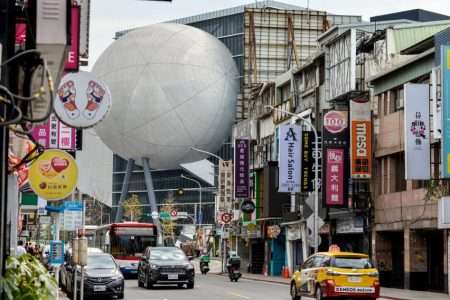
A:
138 276 144 288
117 293 124 299
290 282 300 300
146 273 153 289
187 281 194 289
315 286 323 300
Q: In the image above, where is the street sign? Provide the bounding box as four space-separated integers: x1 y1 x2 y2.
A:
63 201 83 231
170 210 177 217
159 211 170 221
49 240 64 265
151 211 159 219
221 213 232 224
241 200 255 214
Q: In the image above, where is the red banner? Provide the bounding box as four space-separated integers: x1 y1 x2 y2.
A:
65 5 81 71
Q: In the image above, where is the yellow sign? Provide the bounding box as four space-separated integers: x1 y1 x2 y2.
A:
29 149 78 201
447 49 450 69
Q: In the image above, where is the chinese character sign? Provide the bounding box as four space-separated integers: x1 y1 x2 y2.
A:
322 110 349 207
325 149 344 206
234 139 250 198
279 124 302 193
350 98 372 178
218 160 233 211
442 45 450 178
404 83 430 180
301 131 322 192
31 113 76 150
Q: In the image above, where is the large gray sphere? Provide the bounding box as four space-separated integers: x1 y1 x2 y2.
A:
92 23 239 169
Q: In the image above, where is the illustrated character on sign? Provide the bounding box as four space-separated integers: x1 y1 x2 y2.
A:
57 80 79 119
84 80 106 119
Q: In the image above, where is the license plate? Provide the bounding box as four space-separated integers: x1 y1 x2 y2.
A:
233 270 240 274
348 276 362 283
93 285 106 292
168 274 178 280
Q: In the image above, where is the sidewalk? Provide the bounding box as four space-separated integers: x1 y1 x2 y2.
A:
234 272 450 300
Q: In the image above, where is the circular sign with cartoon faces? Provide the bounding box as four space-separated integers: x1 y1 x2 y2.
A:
29 149 78 201
54 71 111 128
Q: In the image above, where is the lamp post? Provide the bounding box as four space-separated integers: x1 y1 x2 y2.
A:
265 105 320 253
180 174 202 225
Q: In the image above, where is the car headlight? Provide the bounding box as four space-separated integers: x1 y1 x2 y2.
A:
112 274 123 280
150 264 159 270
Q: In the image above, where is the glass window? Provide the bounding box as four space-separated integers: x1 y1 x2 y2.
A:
150 248 187 261
332 256 373 269
86 255 116 269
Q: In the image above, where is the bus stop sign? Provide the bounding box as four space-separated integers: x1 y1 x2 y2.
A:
49 240 64 265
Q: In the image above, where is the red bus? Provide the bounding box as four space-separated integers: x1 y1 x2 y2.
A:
105 222 158 276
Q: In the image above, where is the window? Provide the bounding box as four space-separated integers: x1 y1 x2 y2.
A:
302 257 315 269
332 256 373 269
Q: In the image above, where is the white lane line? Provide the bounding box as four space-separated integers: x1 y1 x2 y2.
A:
228 292 251 299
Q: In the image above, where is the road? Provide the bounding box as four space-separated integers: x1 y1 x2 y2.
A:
123 275 293 300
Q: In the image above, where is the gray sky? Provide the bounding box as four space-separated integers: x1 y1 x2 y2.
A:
89 0 450 68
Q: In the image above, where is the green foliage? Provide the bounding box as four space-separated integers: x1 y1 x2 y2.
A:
0 254 57 300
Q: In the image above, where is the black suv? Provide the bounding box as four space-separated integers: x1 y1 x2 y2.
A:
137 247 195 289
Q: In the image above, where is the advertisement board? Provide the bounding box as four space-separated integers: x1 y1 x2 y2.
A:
29 150 78 201
31 114 77 150
350 98 372 178
54 72 111 129
442 45 450 178
64 5 80 71
218 160 233 211
234 139 250 198
322 110 349 207
301 131 322 192
404 83 430 179
278 124 302 193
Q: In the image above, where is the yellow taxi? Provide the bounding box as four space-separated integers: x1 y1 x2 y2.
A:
290 247 380 300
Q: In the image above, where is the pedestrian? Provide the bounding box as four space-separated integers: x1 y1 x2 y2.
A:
16 240 27 256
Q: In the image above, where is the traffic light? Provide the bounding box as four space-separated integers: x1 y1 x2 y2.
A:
176 188 184 196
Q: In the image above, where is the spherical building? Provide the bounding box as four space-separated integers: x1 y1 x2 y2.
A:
92 23 239 169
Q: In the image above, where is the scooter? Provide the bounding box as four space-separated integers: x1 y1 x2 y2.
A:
200 254 210 275
227 253 242 282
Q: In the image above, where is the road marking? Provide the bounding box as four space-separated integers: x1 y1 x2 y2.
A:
228 292 251 299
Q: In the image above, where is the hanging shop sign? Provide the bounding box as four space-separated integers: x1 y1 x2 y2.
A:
218 160 233 211
64 5 80 71
240 200 256 214
54 71 111 129
442 45 450 178
322 110 349 207
350 98 372 178
29 149 78 201
404 83 431 180
336 217 364 234
234 139 250 198
279 124 302 193
31 113 77 150
301 131 322 192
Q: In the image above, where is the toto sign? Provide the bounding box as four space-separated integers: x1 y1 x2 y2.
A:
241 200 256 214
324 111 348 134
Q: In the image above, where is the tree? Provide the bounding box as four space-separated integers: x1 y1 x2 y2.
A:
160 192 177 243
123 194 143 222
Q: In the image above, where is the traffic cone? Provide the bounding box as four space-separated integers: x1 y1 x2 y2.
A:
281 266 286 278
283 266 289 278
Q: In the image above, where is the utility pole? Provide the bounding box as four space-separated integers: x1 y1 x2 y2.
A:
0 0 16 276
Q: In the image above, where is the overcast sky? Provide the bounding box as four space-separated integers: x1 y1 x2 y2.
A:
88 0 450 68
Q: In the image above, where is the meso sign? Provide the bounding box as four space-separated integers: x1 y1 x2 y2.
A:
324 111 348 133
350 99 372 178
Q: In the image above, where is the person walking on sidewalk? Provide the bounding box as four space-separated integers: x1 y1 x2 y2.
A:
16 240 27 256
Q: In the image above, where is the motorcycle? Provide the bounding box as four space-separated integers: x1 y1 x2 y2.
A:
200 254 210 275
226 253 241 282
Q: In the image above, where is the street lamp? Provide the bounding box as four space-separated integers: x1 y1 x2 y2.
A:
180 174 202 225
265 105 320 254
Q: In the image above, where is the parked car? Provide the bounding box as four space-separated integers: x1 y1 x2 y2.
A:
290 251 380 300
65 253 124 299
137 246 195 289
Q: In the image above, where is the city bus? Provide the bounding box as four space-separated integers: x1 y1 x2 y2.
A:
104 222 158 276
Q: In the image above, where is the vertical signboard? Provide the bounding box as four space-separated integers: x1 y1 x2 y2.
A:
32 114 77 150
218 160 233 211
404 83 431 179
350 98 372 178
301 131 322 192
234 139 250 199
442 45 450 178
322 110 349 207
65 5 80 71
278 124 302 193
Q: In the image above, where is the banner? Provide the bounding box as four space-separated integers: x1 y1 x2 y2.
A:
234 139 249 198
322 110 349 207
218 160 233 211
278 124 301 193
350 98 372 178
404 83 430 179
301 131 322 192
442 45 450 178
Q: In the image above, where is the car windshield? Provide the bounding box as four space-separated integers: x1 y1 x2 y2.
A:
111 235 156 258
150 248 186 261
87 255 116 269
332 256 373 269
